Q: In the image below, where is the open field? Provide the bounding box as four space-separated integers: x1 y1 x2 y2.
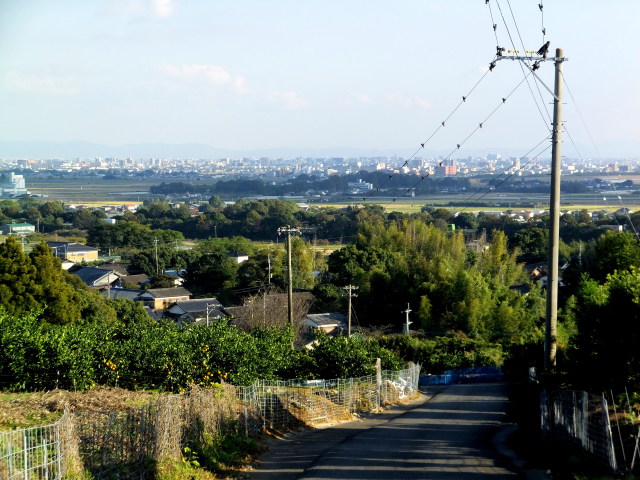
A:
24 175 191 204
19 175 640 213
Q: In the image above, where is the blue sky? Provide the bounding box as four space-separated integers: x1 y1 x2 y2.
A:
1 1 638 157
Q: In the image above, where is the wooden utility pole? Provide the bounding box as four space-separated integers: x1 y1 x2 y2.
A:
343 285 358 337
278 226 300 330
154 237 159 276
545 48 565 372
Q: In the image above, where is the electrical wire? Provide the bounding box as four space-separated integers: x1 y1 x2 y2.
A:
495 0 551 128
362 2 552 208
378 72 533 209
560 71 640 238
452 138 552 216
539 1 546 44
450 135 551 213
359 67 494 204
486 0 501 48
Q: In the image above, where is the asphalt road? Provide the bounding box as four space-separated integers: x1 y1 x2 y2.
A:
247 383 522 480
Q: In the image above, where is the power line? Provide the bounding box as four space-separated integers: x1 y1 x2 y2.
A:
560 71 640 238
493 0 550 129
359 67 494 204
377 73 534 210
451 135 551 214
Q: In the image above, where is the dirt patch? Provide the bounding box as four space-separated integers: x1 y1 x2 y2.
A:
0 386 163 430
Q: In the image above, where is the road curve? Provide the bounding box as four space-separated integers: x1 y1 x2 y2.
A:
248 383 521 480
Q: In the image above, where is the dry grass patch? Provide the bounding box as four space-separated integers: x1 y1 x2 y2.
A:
0 386 163 430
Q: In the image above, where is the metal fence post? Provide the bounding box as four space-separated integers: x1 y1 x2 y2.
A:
56 419 62 480
601 393 618 472
23 430 29 480
375 358 382 409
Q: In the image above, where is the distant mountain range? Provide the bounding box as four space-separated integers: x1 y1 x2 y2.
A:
0 140 637 161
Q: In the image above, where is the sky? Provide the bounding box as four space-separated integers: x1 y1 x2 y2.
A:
0 0 638 158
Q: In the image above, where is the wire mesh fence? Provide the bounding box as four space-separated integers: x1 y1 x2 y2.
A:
541 389 618 472
0 413 66 480
0 363 421 479
236 363 420 433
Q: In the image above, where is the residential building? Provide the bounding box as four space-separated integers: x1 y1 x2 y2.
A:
71 267 121 289
166 298 225 324
47 241 99 263
139 287 192 311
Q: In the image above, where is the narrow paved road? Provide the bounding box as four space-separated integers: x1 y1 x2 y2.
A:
248 383 521 480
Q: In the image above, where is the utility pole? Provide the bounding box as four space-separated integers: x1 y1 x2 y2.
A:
154 237 159 276
402 303 412 334
278 226 300 331
267 254 272 285
545 48 565 373
343 285 358 337
496 48 568 373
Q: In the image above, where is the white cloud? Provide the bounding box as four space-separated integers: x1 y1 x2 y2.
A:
414 96 431 109
152 0 173 18
350 92 373 104
2 71 78 95
386 92 431 109
266 91 310 110
160 63 248 93
233 76 248 95
105 0 173 19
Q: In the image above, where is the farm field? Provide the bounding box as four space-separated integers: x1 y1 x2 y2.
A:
18 174 640 214
24 175 190 204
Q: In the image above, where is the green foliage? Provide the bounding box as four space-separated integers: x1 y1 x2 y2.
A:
306 332 403 379
0 306 299 391
87 221 184 250
568 266 640 389
376 334 505 373
0 237 115 325
184 251 238 298
189 432 260 474
512 227 548 263
0 236 40 317
322 219 539 337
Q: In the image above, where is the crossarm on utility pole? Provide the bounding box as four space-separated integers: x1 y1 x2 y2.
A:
496 55 568 101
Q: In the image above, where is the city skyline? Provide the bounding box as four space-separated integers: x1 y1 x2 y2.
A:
1 1 638 158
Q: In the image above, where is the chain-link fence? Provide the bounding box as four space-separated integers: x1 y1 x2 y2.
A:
1 363 421 479
541 389 618 472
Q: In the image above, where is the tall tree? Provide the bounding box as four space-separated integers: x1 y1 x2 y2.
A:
0 236 39 317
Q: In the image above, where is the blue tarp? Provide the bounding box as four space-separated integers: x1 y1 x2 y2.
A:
419 366 504 386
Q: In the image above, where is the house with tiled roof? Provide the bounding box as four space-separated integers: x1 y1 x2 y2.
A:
166 298 225 325
100 288 144 301
139 287 191 311
71 267 121 289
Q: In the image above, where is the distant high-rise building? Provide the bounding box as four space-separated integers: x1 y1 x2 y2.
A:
434 159 457 176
